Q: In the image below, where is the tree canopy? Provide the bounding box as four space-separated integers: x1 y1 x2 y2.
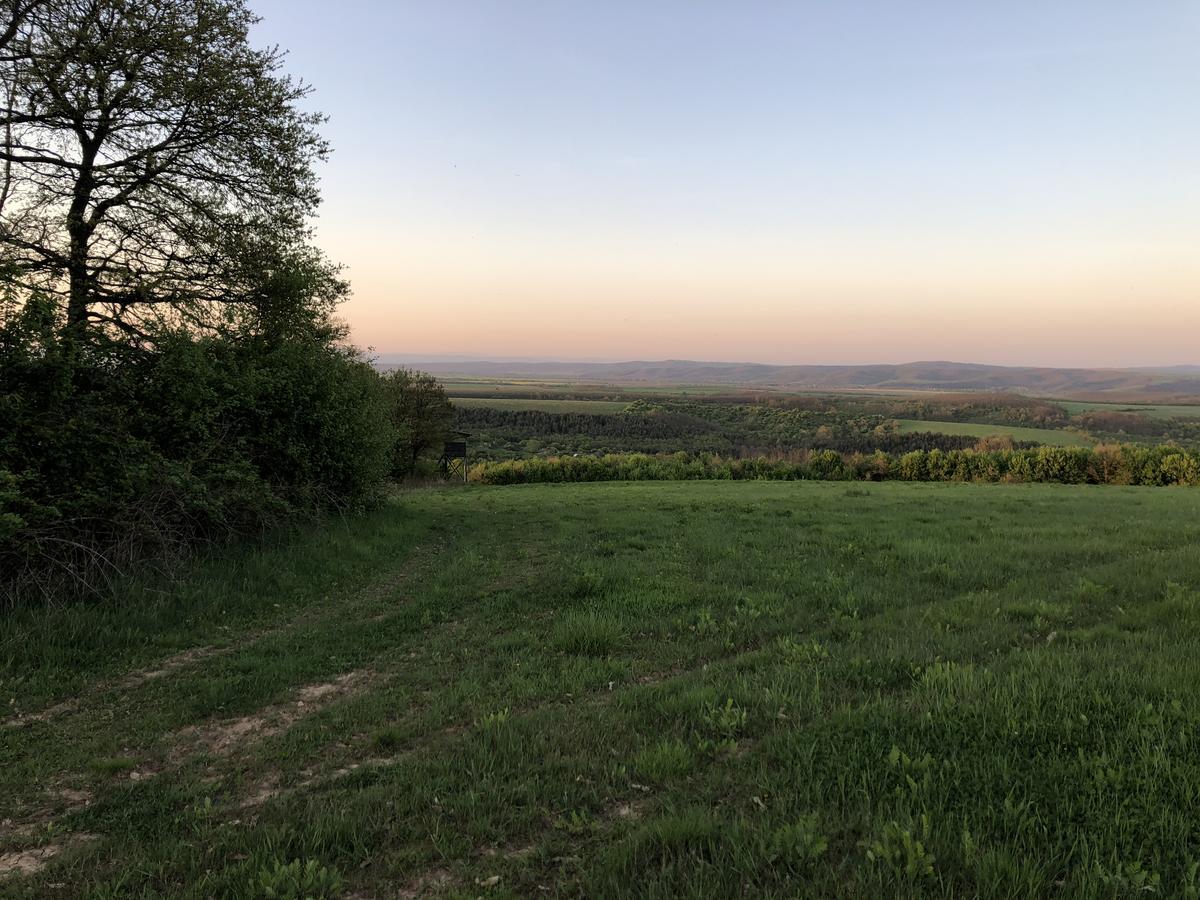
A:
0 0 342 342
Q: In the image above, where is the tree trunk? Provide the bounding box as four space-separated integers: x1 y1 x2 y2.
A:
64 144 97 342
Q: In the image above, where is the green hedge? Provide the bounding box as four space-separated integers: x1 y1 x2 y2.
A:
0 320 394 603
469 446 1200 487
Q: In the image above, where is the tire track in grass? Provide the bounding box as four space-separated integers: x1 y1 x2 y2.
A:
282 653 768 897
0 539 450 729
171 669 376 760
0 671 376 848
0 542 455 880
1 645 228 729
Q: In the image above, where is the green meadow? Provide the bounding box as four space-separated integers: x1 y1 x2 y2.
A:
1056 400 1200 420
4 481 1200 897
894 419 1095 446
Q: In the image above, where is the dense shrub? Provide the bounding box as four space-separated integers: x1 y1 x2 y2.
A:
0 313 395 603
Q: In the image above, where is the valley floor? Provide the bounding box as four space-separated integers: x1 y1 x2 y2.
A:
2 482 1200 898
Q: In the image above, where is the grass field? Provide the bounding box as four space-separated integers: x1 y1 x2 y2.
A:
449 397 630 413
3 481 1200 897
1057 400 1200 420
894 419 1094 446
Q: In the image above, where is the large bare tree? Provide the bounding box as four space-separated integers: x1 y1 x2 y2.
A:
0 0 341 343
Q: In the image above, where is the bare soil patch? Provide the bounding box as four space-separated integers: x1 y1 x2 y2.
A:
0 834 97 879
173 669 373 759
118 645 224 690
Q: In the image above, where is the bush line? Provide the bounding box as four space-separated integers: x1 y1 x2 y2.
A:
469 446 1200 487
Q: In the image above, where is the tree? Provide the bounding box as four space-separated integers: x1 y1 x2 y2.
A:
0 0 340 344
0 1 43 54
380 368 453 476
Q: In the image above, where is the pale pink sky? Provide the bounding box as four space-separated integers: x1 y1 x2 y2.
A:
255 0 1200 367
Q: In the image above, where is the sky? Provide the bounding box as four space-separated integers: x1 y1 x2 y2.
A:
249 1 1200 367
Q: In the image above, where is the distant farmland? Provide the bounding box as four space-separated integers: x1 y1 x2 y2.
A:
1057 400 1200 420
894 419 1094 446
449 397 630 413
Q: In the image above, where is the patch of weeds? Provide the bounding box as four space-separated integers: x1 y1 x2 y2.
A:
886 746 936 801
701 698 748 740
763 814 828 871
633 739 694 782
1181 860 1200 899
863 815 936 882
249 858 343 899
554 808 594 835
829 602 865 643
777 636 829 665
694 736 738 757
554 611 621 656
185 797 215 837
690 607 719 637
1092 860 1161 895
734 595 772 623
477 708 510 730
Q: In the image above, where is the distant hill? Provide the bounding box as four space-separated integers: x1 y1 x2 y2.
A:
377 357 1200 402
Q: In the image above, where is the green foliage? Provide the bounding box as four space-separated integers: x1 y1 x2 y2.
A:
380 368 454 477
1 0 339 340
701 698 748 739
1092 859 1162 894
0 310 396 603
864 816 937 882
0 0 419 604
764 815 828 871
455 400 994 462
250 858 343 900
469 445 1200 487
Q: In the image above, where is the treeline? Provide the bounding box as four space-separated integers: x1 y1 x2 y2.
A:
457 406 717 439
1069 410 1200 444
848 393 1070 427
454 403 1027 460
806 391 1200 443
469 445 1200 487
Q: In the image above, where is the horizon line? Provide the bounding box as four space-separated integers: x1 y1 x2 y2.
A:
369 354 1200 373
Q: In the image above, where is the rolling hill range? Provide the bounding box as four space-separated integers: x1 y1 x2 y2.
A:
380 358 1200 401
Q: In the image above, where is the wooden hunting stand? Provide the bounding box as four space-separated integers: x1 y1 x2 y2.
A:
439 431 469 483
